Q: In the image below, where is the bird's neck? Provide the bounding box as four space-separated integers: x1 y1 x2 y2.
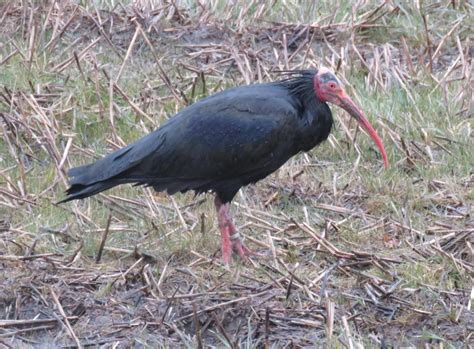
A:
295 101 333 152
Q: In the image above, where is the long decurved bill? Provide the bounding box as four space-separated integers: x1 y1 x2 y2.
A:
338 91 389 168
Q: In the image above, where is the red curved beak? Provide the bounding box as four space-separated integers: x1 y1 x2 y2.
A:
336 90 389 168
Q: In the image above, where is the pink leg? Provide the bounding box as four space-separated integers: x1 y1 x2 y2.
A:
214 196 253 264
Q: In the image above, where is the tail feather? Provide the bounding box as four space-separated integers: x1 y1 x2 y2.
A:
59 158 141 203
60 163 162 203
58 179 125 203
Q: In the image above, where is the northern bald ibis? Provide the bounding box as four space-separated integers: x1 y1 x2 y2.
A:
60 68 388 264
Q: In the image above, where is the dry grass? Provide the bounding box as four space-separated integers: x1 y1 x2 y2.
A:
0 0 472 347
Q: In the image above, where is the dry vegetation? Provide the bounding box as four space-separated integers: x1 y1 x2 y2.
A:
0 0 473 347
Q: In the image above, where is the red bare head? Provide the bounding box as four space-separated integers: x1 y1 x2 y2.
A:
314 67 389 168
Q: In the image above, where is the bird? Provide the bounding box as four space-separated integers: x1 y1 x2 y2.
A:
60 67 389 264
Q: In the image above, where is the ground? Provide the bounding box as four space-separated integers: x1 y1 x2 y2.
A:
0 0 472 348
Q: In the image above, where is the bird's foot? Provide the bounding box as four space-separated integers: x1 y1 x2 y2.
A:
221 231 252 265
230 231 253 260
215 196 260 265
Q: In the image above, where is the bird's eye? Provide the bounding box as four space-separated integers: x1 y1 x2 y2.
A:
328 82 337 89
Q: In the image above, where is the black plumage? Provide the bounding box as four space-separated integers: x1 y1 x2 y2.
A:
61 70 332 204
